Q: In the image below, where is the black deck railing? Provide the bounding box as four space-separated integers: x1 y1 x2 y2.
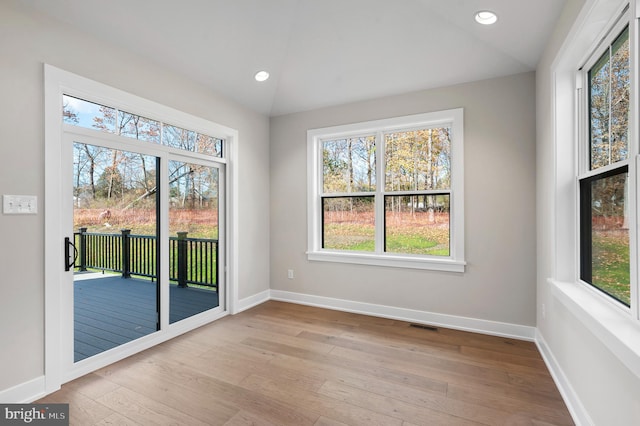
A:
74 228 218 290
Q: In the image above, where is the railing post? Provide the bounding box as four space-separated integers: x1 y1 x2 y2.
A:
78 227 87 271
121 229 131 278
177 231 188 287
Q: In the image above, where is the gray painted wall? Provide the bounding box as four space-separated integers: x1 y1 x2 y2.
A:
0 1 270 393
9 1 635 421
270 72 537 326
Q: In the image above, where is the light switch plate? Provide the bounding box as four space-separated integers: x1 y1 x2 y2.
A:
3 195 37 214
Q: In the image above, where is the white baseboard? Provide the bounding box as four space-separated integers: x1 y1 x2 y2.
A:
0 376 47 403
269 290 536 341
535 329 592 426
237 289 271 313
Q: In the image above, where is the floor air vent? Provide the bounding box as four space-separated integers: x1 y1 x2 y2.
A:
409 323 438 331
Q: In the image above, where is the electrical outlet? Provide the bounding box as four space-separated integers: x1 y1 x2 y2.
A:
287 269 294 279
3 195 37 214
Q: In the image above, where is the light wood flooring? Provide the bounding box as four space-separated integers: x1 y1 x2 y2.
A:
37 301 574 425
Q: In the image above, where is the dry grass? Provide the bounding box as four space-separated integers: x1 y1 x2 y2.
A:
74 208 218 238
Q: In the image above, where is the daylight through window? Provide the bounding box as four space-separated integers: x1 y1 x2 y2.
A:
580 23 631 306
308 109 464 272
63 95 223 157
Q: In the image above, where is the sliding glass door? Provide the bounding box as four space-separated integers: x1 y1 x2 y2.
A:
65 131 225 368
168 160 221 323
72 142 160 362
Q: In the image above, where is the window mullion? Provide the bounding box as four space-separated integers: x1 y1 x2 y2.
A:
376 131 385 254
608 45 613 166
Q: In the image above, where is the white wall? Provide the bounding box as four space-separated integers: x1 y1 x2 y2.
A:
270 72 537 329
537 0 640 424
0 1 270 396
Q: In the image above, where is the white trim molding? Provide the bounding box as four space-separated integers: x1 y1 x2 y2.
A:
0 376 46 404
536 330 593 426
307 109 465 273
43 64 239 392
269 290 535 341
550 279 640 379
237 289 271 313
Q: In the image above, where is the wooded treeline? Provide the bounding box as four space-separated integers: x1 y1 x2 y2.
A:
64 96 219 211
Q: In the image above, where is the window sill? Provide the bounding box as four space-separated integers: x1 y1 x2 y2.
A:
549 278 640 379
307 250 466 272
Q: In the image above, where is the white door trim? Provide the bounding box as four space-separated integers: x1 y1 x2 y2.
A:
44 64 238 391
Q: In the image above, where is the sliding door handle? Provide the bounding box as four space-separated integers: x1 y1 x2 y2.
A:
64 237 78 271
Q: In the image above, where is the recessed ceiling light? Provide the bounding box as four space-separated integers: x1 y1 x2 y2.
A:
254 71 270 82
475 10 498 25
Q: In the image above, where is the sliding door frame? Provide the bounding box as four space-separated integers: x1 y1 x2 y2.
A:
44 64 239 391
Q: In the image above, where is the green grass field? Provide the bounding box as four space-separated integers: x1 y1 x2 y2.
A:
323 218 450 256
592 231 630 306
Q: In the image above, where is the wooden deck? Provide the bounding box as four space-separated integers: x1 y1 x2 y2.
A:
74 273 219 362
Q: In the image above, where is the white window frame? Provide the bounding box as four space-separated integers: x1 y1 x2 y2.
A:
307 109 465 272
549 0 640 382
577 14 635 310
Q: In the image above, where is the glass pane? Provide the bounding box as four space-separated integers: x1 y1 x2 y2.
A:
585 172 630 306
63 95 116 134
322 136 376 193
322 197 374 251
119 111 161 143
73 142 159 362
196 133 223 157
610 27 629 164
385 128 451 191
163 124 196 151
385 195 450 256
589 27 629 170
168 160 219 323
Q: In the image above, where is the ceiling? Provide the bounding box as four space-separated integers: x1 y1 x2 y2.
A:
20 0 566 117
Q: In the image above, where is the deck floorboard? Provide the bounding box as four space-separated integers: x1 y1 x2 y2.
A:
74 274 218 361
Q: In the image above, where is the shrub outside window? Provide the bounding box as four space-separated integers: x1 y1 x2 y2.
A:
307 109 465 272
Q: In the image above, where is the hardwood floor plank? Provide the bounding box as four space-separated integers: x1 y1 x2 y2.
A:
328 369 512 425
447 383 574 425
93 412 141 425
37 387 115 425
313 416 350 426
94 356 239 424
356 319 540 358
317 380 484 426
37 301 573 425
63 372 121 400
96 387 210 426
223 410 279 426
239 374 403 426
246 339 451 394
267 349 449 395
328 343 510 390
460 345 548 369
298 330 509 382
112 354 318 426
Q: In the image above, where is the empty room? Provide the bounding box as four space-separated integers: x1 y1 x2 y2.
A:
0 0 639 425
